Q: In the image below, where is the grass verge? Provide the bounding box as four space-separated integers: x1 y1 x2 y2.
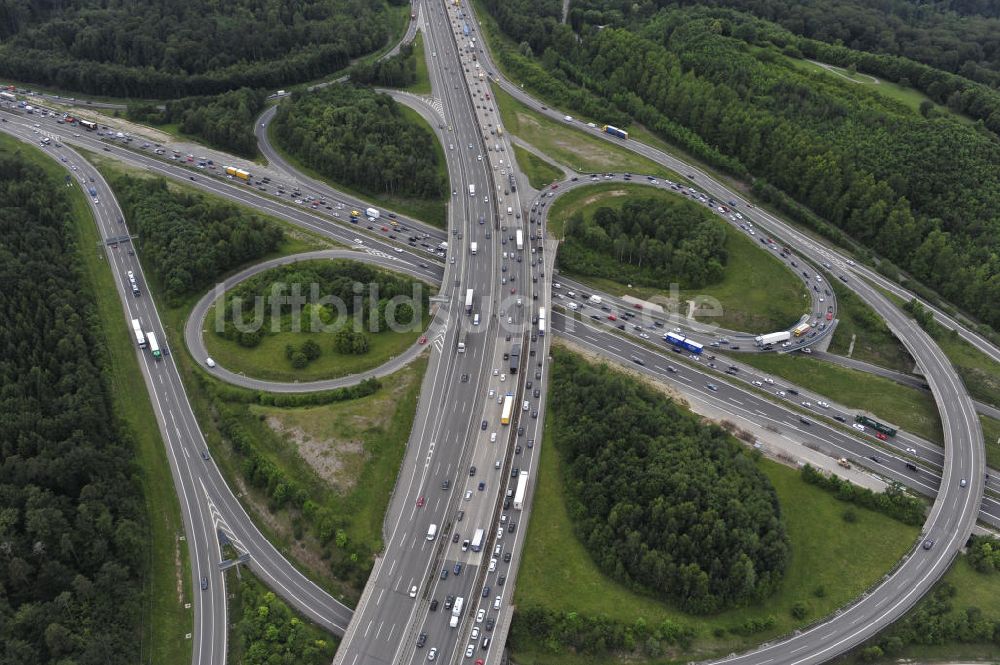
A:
3 133 195 664
493 84 680 180
739 353 943 444
931 329 1000 410
513 370 917 662
512 143 563 189
266 102 448 228
547 182 809 332
403 32 432 96
826 274 913 373
980 416 1000 470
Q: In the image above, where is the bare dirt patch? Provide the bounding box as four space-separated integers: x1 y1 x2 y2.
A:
266 415 368 492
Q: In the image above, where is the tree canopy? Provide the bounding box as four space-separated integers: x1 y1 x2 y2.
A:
111 175 284 304
271 85 446 201
0 151 145 664
127 87 268 158
0 0 405 97
483 1 1000 330
549 351 790 613
560 196 728 288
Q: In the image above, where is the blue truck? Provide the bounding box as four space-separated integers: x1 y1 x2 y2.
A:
602 124 629 140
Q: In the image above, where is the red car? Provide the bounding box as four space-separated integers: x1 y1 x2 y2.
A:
607 314 617 321
418 336 427 345
510 287 516 294
876 432 888 441
550 183 558 189
826 312 833 321
416 496 425 508
633 303 643 309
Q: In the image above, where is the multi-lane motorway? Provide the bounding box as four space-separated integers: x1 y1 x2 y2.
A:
0 0 994 662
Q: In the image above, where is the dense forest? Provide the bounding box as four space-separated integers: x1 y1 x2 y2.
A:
561 197 728 288
548 351 789 613
230 574 336 665
127 87 268 158
272 85 446 201
218 260 426 349
350 41 419 88
0 0 403 97
111 175 284 304
483 1 1000 330
0 152 146 663
566 0 1000 87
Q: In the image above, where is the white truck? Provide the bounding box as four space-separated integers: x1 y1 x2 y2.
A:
469 184 476 197
515 229 523 251
465 288 474 314
450 596 464 628
513 470 528 510
755 331 791 347
365 207 379 220
131 318 147 348
470 241 478 255
147 332 162 360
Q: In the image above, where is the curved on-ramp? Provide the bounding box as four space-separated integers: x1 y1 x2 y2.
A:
184 249 445 393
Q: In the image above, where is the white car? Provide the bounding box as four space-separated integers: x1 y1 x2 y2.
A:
476 609 485 623
500 373 506 382
852 423 866 432
409 585 418 598
493 368 499 376
817 401 830 408
493 596 502 610
465 645 474 658
206 358 216 368
488 388 495 397
465 490 473 501
764 377 774 384
490 432 497 443
488 559 497 572
471 627 480 640
427 648 437 661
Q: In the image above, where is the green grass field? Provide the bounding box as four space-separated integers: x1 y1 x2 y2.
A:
781 55 974 125
203 301 430 382
1 133 194 665
932 330 1000 410
739 353 943 444
513 385 918 662
512 143 563 189
250 356 426 560
826 275 914 373
403 32 432 96
980 416 1000 470
266 103 448 228
493 85 681 180
547 183 809 333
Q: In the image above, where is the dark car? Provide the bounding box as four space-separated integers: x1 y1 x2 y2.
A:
922 539 934 550
430 599 439 611
485 618 495 631
201 577 208 591
503 552 512 562
441 568 448 580
454 563 462 575
481 420 488 430
452 532 460 543
417 633 427 648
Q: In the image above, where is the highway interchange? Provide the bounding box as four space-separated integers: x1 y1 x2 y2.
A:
0 0 995 663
